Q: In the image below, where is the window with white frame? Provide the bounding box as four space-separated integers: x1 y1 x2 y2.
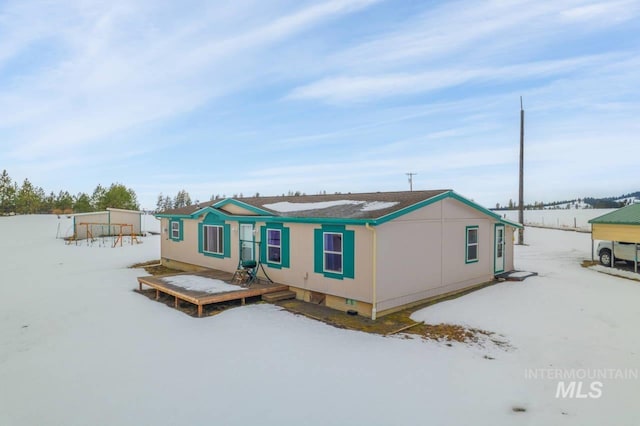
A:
203 225 224 254
171 221 180 239
267 229 281 263
323 232 343 273
466 227 478 263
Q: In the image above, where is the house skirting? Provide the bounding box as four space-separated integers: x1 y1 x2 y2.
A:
288 286 373 317
157 258 497 319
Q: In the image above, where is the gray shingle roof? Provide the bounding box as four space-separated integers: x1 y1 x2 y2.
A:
160 190 450 219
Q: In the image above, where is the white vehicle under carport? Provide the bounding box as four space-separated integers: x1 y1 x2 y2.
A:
596 241 640 266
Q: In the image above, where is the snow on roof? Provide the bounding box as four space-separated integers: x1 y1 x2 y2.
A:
162 275 241 294
157 190 450 219
263 200 399 213
360 201 399 211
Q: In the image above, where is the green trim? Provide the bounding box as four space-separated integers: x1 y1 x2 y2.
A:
169 218 183 242
465 225 479 264
155 213 192 219
212 198 272 216
374 191 451 224
260 223 290 269
447 192 522 229
267 216 369 225
494 224 505 273
159 206 273 222
313 224 355 280
367 191 523 228
590 220 640 225
198 213 230 258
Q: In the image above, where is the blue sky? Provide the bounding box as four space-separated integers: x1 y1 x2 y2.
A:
1 0 639 209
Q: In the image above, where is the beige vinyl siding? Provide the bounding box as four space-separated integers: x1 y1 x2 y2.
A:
160 217 375 305
107 209 142 235
592 223 640 243
253 222 374 304
161 217 237 273
374 198 497 312
505 226 515 271
218 204 260 216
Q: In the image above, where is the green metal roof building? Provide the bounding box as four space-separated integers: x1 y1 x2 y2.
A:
589 203 640 242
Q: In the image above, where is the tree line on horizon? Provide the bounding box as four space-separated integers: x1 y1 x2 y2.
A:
0 169 139 215
493 192 640 211
154 189 330 212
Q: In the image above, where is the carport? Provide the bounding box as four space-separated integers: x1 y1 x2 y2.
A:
589 204 640 273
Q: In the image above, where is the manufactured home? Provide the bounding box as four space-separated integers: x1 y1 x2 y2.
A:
156 190 521 319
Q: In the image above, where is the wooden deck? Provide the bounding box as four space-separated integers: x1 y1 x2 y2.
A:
137 269 289 317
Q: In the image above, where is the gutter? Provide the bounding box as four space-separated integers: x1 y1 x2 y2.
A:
365 222 377 320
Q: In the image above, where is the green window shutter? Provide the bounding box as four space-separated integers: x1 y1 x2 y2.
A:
281 227 290 268
223 223 231 257
314 224 354 279
314 228 323 273
343 229 355 279
260 226 267 262
178 219 184 241
198 223 203 254
262 223 290 269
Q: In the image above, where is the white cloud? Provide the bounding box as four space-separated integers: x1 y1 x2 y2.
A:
287 54 614 103
1 0 638 209
1 0 381 161
561 0 640 23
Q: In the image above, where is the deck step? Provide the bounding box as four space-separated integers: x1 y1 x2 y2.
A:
262 290 296 303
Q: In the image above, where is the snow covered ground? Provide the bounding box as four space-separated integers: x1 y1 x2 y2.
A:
1 215 638 425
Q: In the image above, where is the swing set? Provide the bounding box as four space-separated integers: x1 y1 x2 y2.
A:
69 222 140 247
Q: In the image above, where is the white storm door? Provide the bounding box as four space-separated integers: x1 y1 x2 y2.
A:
239 224 254 261
494 225 505 273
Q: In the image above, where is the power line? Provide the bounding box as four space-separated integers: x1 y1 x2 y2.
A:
406 172 417 191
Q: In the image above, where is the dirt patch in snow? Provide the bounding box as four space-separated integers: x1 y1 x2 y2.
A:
277 297 509 347
130 260 182 276
131 262 509 345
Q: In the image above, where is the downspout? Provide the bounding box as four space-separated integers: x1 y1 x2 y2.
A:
365 223 377 320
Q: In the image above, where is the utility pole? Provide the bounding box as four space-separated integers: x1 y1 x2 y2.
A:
518 96 525 245
406 172 417 191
